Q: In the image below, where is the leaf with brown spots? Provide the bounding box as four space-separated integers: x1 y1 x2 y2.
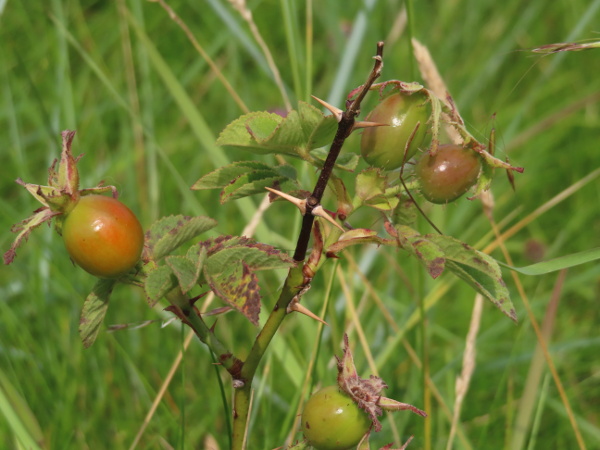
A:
201 237 295 324
204 262 261 325
426 234 517 321
393 225 446 279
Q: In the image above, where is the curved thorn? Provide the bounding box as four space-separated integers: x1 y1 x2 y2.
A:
311 95 343 122
288 301 328 325
311 205 345 231
265 187 307 215
352 121 388 131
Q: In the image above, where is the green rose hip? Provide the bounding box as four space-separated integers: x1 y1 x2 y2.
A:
301 386 371 450
361 91 431 170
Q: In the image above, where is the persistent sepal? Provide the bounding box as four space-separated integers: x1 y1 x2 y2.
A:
336 334 427 432
4 130 119 264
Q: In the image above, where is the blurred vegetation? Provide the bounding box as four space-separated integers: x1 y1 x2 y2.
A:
1 0 599 449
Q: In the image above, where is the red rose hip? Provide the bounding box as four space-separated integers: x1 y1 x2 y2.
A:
62 195 144 278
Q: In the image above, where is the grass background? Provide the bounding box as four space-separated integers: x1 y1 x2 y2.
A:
1 0 600 449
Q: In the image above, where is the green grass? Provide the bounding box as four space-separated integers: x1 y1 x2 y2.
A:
2 0 600 449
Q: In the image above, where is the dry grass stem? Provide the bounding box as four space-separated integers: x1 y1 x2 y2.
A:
412 38 462 144
446 294 484 450
228 0 292 111
153 0 250 114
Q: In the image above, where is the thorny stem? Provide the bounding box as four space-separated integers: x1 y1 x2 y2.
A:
229 42 385 450
172 43 384 448
293 41 384 262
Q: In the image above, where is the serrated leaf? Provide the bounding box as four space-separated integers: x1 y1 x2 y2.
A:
217 112 284 154
186 243 208 273
200 237 294 325
205 243 295 272
220 171 297 204
310 147 360 172
145 264 178 306
356 168 387 201
355 168 400 210
146 215 217 261
192 161 298 203
298 101 338 149
392 197 419 227
366 195 400 211
215 102 344 162
204 262 261 325
327 229 383 254
191 161 278 190
426 234 516 321
200 235 295 264
395 225 446 279
166 255 202 294
79 278 116 348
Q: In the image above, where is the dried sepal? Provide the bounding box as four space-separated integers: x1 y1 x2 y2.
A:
4 130 119 265
336 334 426 432
3 208 61 264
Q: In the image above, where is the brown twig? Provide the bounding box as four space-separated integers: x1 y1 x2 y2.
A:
293 41 385 261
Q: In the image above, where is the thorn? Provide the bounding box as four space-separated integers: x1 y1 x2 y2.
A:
311 95 344 122
288 301 328 325
352 121 388 131
265 187 307 214
312 205 345 232
188 291 209 307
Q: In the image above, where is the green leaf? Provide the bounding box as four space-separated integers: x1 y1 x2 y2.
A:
79 278 116 348
499 247 600 275
298 101 338 149
355 168 399 210
146 215 217 261
145 264 178 306
204 239 295 272
392 197 419 227
426 234 516 321
220 170 297 204
327 229 383 254
216 111 297 157
394 225 446 279
192 161 298 203
216 102 339 159
166 254 203 294
191 161 280 190
356 168 386 200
